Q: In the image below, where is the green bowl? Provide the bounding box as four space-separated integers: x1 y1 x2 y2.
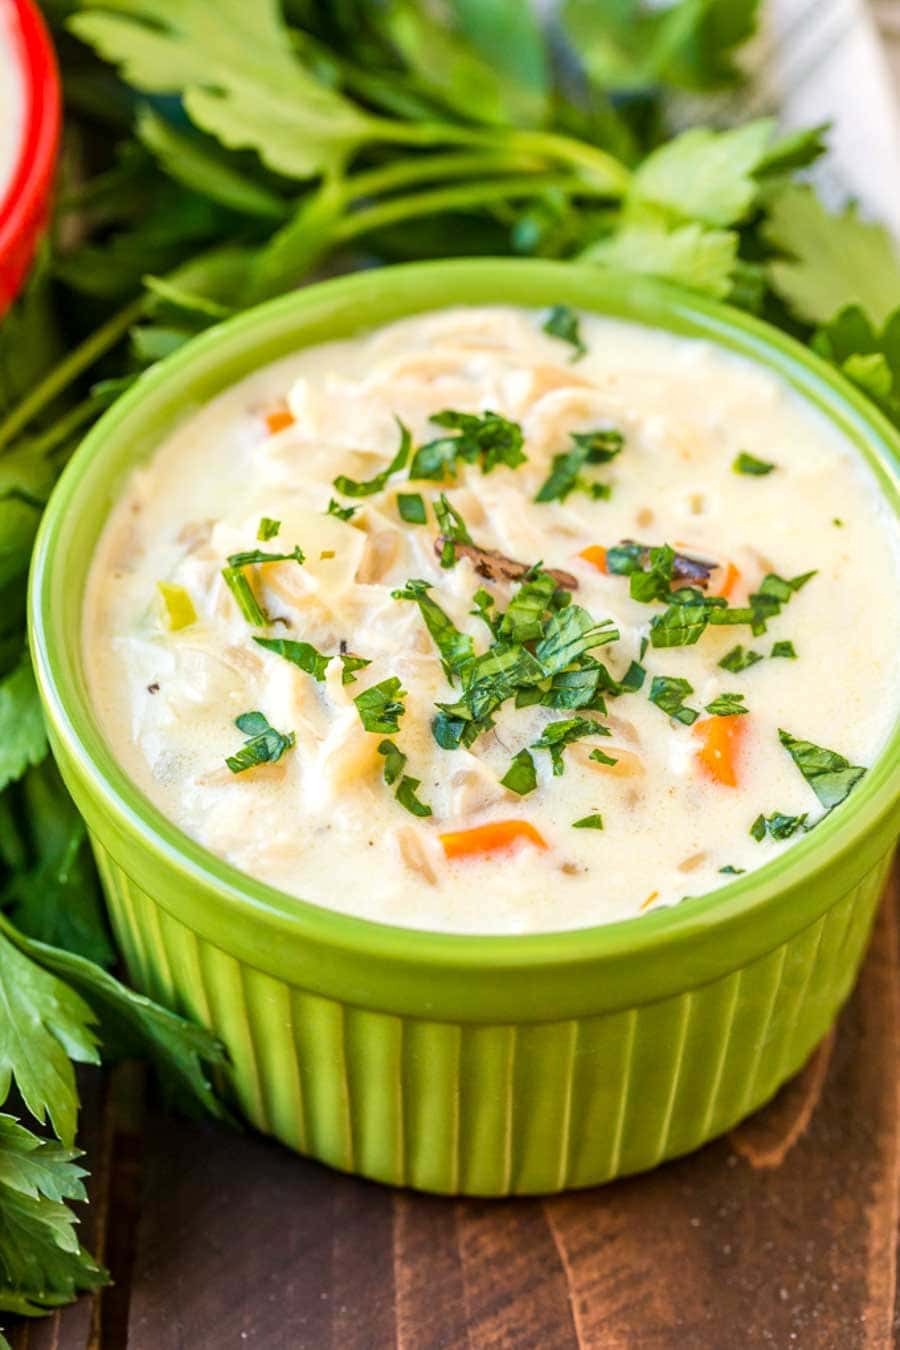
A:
29 260 900 1195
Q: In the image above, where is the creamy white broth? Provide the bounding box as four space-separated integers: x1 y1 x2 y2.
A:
0 6 24 207
84 306 900 934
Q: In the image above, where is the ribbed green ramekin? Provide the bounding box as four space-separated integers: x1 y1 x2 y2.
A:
29 261 900 1195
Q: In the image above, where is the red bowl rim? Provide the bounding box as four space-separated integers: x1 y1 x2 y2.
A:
0 0 61 308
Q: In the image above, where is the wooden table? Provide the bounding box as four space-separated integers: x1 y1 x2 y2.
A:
6 870 899 1349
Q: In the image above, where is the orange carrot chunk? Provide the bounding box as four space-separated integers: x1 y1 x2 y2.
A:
693 714 747 788
440 820 548 859
715 561 740 600
579 544 607 573
265 408 295 435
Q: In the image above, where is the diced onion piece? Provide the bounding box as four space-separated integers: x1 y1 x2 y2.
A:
439 820 548 859
579 544 607 573
157 581 196 631
693 714 747 787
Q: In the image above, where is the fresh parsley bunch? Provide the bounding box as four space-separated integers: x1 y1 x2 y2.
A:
1 0 900 1332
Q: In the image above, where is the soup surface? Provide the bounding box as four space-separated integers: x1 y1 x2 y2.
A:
0 5 24 208
84 306 900 933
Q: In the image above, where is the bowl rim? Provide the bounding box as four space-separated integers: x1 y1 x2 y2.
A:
28 259 900 1019
0 0 61 312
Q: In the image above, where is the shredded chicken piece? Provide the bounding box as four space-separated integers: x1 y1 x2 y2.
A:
435 538 578 590
177 520 214 551
395 826 438 885
356 530 402 584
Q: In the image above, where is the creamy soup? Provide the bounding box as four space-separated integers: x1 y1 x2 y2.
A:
84 306 900 933
0 4 24 208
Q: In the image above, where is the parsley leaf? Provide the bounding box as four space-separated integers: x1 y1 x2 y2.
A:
0 655 48 793
393 579 475 680
501 748 538 796
631 120 778 228
648 675 699 725
812 304 900 428
377 739 406 786
535 428 623 503
227 547 306 572
584 219 739 300
531 716 607 775
778 729 866 811
534 605 619 674
0 1112 107 1315
253 636 332 682
433 493 474 568
70 0 379 181
750 811 808 842
339 652 371 685
704 692 748 716
572 814 603 830
0 924 99 1147
409 409 526 480
771 640 797 659
649 602 709 649
257 516 280 540
354 677 407 734
542 304 586 360
395 777 432 818
225 710 295 773
765 186 900 326
397 492 426 525
327 498 356 522
719 644 764 672
333 418 411 497
498 569 560 643
719 864 745 875
733 451 775 475
589 747 619 766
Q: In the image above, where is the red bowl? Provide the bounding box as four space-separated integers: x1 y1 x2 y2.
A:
0 0 60 316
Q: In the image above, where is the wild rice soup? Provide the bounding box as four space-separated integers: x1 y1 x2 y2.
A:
84 306 900 933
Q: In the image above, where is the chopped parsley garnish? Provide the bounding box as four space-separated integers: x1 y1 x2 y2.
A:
542 304 586 360
409 409 526 480
393 579 475 681
589 748 619 766
333 417 411 497
498 569 561 642
531 716 607 775
354 677 407 734
572 813 603 830
339 652 371 685
649 565 815 647
650 602 710 648
377 739 406 785
771 640 797 659
225 711 295 774
746 570 815 635
257 517 281 541
534 605 618 674
395 775 433 817
327 498 356 522
226 545 305 569
750 811 808 841
648 675 699 725
397 492 426 525
501 748 537 796
704 692 748 716
222 566 267 626
719 865 745 875
470 587 497 634
376 740 432 815
733 451 776 475
719 644 764 672
222 545 305 627
433 493 473 568
535 428 623 504
778 729 866 811
253 636 332 682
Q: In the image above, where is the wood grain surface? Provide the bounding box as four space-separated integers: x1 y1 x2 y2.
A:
6 869 899 1350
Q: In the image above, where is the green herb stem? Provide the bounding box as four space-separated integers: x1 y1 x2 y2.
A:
0 296 145 453
344 150 549 204
334 175 614 244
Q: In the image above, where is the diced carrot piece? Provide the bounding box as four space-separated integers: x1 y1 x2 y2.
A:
265 408 295 435
579 544 607 573
714 561 740 600
439 820 548 859
693 714 747 788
